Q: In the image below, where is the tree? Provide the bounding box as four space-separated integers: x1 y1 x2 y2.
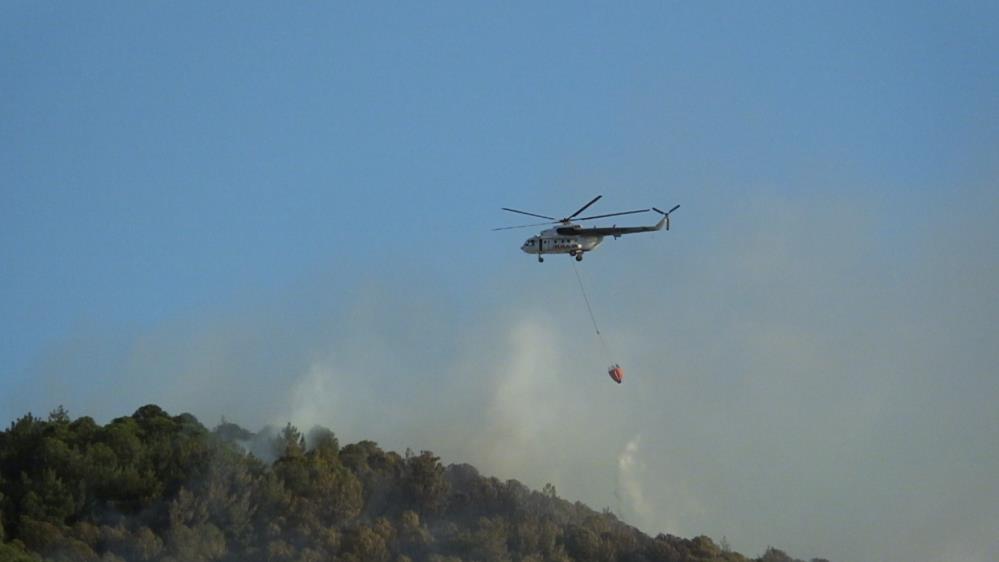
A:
48 406 70 424
0 404 822 562
0 541 39 562
17 517 63 555
397 509 432 555
26 469 77 523
120 526 164 562
166 523 226 562
564 526 600 562
690 535 722 559
308 426 339 458
403 451 448 514
275 424 305 459
213 418 253 444
760 546 794 562
343 525 390 562
100 418 143 467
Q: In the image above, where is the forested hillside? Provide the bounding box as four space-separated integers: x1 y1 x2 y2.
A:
0 405 823 562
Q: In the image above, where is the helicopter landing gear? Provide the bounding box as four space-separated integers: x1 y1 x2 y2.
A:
575 253 583 262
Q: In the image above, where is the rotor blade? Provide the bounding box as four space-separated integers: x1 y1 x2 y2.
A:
566 195 603 220
501 207 556 220
574 209 650 221
491 221 555 231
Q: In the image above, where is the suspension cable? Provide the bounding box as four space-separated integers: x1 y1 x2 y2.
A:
571 259 612 362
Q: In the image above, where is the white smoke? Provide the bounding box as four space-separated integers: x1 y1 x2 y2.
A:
273 312 586 485
477 318 563 475
617 434 653 525
282 360 349 436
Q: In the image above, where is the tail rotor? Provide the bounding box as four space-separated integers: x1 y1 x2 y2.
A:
652 204 681 230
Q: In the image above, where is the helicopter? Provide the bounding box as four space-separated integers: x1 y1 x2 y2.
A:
494 195 679 262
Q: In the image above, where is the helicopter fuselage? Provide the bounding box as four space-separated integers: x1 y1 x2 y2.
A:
520 216 668 262
521 227 603 257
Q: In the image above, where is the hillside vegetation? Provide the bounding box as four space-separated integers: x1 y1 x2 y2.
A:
0 405 823 562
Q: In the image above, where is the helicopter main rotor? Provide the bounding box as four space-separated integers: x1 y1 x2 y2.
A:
493 195 650 231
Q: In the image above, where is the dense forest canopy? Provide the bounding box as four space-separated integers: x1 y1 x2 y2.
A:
0 405 825 562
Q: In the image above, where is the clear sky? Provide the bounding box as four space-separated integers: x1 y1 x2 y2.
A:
2 3 997 561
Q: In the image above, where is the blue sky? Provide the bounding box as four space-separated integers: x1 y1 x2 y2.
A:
3 3 998 561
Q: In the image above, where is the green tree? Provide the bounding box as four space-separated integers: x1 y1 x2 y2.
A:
19 469 76 523
0 404 820 562
213 418 253 444
100 418 143 467
47 406 70 424
397 509 432 556
17 517 62 555
759 546 794 562
343 525 390 562
691 535 722 559
0 541 39 562
166 523 226 562
275 424 305 459
565 525 601 562
125 526 165 561
403 451 448 514
308 426 339 458
470 517 510 562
